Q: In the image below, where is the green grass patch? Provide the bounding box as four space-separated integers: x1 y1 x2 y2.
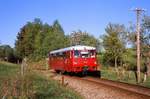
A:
0 61 19 87
0 61 83 99
32 74 82 99
101 66 150 88
0 61 19 77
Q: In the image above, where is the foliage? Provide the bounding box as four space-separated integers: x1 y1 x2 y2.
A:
102 23 127 67
122 48 136 70
70 30 98 47
15 20 98 61
126 16 150 73
141 15 150 75
15 19 69 61
142 16 150 41
141 16 150 55
101 66 150 87
0 45 20 63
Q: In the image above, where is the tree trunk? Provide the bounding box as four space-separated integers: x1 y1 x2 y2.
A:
147 52 150 76
143 73 147 82
115 56 118 69
147 60 150 76
128 71 131 79
134 71 138 83
115 56 119 78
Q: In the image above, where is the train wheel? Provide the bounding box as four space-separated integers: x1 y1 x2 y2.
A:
60 70 66 74
93 71 101 78
77 72 86 77
69 72 74 76
82 70 88 77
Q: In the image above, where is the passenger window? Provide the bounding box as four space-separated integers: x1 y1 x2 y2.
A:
63 52 66 58
74 50 80 58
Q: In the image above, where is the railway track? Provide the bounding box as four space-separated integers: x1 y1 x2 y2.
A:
37 70 150 99
61 75 150 98
82 77 150 97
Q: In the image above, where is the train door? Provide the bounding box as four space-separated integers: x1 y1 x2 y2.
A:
64 51 71 72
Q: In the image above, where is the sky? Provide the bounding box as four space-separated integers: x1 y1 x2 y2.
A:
0 0 150 47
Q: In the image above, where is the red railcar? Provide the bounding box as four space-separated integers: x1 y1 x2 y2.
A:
49 45 100 76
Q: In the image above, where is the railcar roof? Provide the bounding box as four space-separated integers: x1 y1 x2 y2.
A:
50 45 96 54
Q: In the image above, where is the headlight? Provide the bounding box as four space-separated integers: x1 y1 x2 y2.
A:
73 62 77 64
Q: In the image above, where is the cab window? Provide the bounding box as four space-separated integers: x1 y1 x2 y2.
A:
74 50 80 58
81 51 89 58
90 50 95 58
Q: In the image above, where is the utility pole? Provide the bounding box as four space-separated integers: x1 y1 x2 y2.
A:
132 8 145 83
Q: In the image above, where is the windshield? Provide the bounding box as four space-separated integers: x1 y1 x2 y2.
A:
81 51 89 58
74 50 95 58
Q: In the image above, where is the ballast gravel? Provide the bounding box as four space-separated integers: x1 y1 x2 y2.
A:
53 75 149 99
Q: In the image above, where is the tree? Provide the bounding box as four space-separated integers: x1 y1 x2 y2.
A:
0 45 5 60
33 23 51 59
42 20 67 57
52 20 66 49
70 30 97 47
15 18 69 61
102 23 127 68
141 16 150 76
0 45 19 63
128 16 150 70
15 18 43 58
125 16 150 82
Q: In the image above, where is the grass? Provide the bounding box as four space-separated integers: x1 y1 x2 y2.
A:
31 74 83 99
0 61 83 99
101 66 150 88
0 61 19 87
0 61 19 77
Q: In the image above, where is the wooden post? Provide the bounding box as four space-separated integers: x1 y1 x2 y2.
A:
46 58 49 70
60 72 64 85
17 60 19 64
21 62 24 76
21 57 27 76
62 76 64 85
